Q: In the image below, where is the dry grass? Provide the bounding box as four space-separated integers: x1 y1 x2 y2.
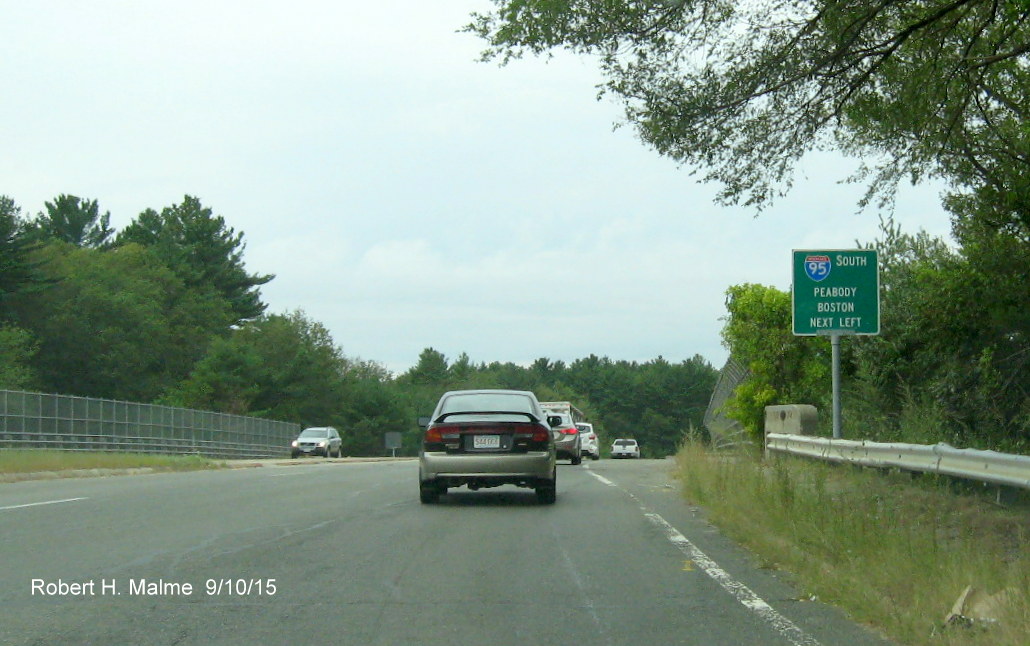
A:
0 449 222 477
676 442 1030 646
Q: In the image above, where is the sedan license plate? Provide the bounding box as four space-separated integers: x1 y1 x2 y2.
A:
473 435 501 449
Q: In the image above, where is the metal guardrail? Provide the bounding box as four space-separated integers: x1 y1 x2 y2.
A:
765 433 1030 490
0 389 300 459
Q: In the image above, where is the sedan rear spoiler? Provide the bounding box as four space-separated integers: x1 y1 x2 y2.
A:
434 411 540 423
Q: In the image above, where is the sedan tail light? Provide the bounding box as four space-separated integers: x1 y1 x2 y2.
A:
512 425 551 443
425 424 461 443
425 423 549 444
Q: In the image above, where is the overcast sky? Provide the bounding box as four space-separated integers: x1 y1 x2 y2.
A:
2 1 953 375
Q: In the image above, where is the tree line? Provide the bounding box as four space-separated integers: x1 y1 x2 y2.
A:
396 348 717 457
6 189 1023 455
0 193 717 457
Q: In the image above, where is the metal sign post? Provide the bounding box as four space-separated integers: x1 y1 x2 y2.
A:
820 330 854 439
384 432 402 457
815 329 853 439
793 250 880 439
832 333 841 440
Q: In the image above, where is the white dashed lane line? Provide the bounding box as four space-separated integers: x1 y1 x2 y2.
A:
0 497 88 512
585 469 617 487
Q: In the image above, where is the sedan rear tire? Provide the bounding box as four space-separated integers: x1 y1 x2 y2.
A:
419 482 440 504
536 485 556 504
535 469 557 505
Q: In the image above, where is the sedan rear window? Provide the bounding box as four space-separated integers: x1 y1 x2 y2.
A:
440 393 535 415
614 439 636 446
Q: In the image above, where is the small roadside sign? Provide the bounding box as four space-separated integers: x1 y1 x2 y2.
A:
792 249 880 336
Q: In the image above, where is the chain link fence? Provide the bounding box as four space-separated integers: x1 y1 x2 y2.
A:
703 357 753 449
0 389 300 459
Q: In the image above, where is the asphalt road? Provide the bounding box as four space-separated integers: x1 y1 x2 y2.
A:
0 458 892 646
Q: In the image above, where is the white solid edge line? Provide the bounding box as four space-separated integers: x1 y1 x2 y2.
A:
643 510 823 646
0 497 88 511
587 470 822 646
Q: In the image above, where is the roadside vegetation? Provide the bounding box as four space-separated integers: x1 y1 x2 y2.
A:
718 221 1030 454
0 450 222 478
676 442 1030 646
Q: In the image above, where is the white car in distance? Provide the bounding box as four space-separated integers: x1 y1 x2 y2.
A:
576 423 600 460
610 438 640 459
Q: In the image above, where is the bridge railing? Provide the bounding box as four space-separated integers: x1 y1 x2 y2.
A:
0 389 299 459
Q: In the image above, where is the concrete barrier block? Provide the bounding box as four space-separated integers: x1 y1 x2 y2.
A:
764 404 819 436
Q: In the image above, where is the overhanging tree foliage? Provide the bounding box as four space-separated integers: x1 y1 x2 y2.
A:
466 0 1029 213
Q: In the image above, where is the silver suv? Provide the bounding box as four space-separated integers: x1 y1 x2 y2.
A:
290 427 342 458
418 390 558 504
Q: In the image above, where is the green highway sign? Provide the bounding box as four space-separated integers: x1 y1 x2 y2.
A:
792 249 880 336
